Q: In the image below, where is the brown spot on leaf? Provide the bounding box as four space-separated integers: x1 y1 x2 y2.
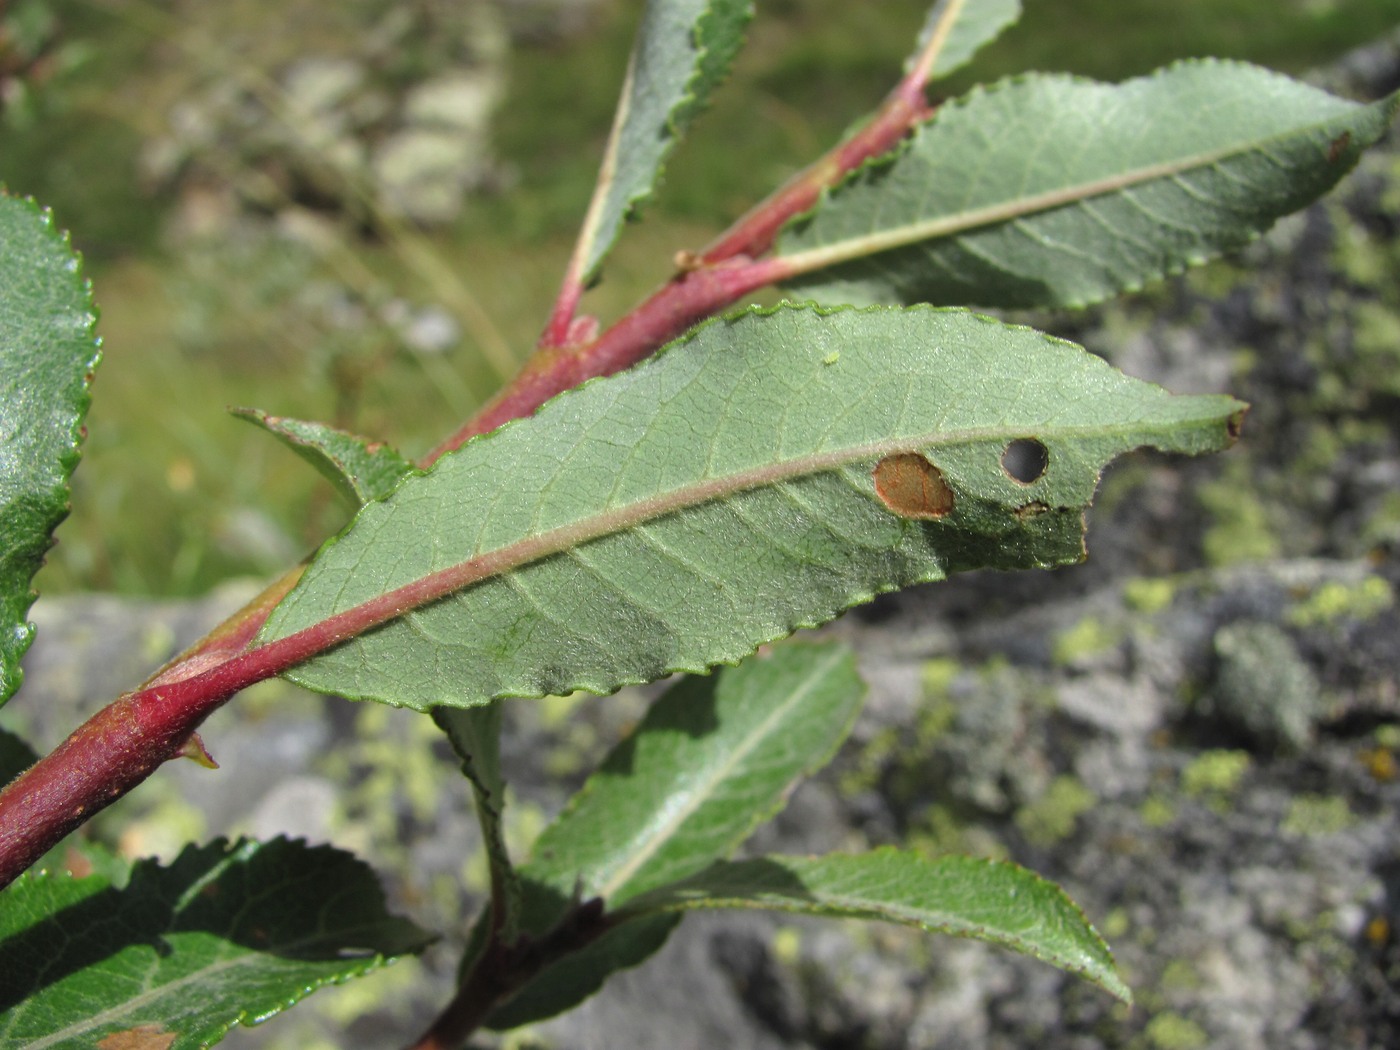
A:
1227 408 1246 442
1328 131 1352 164
1014 501 1051 521
98 1025 177 1050
873 453 955 519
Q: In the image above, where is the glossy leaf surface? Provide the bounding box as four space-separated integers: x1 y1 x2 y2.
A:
780 63 1399 308
0 195 100 706
262 304 1243 711
486 642 865 1028
0 838 432 1049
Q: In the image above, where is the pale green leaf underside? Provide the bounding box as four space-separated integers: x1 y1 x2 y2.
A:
486 642 865 1029
0 839 432 1050
577 0 752 284
908 0 1021 80
623 850 1130 1002
780 61 1400 309
262 304 1242 712
234 408 415 506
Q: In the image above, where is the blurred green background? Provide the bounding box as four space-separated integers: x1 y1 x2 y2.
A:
3 0 1397 597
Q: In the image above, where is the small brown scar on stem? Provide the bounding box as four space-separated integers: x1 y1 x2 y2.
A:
873 452 955 519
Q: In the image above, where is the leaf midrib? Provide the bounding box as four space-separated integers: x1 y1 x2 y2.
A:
284 414 1191 638
592 646 847 901
774 120 1324 277
21 923 393 1048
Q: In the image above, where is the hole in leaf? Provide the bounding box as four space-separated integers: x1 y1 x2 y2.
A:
873 453 955 519
1002 438 1048 484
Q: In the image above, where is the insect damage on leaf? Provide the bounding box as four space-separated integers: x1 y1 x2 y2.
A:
96 1025 177 1050
1001 437 1049 484
873 452 956 519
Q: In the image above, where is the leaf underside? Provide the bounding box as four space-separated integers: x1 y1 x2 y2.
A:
234 408 415 506
262 304 1242 712
577 0 753 284
485 642 866 1028
909 0 1022 81
0 838 433 1050
0 194 100 707
780 61 1400 309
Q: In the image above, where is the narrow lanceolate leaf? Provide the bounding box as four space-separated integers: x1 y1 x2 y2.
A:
0 194 100 707
531 643 864 903
621 850 1131 1003
234 408 415 506
907 0 1021 81
778 62 1400 309
573 0 753 285
0 838 433 1050
261 303 1244 712
485 643 866 1029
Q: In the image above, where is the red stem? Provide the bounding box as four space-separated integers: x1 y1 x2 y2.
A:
0 53 938 894
423 256 786 464
701 83 933 263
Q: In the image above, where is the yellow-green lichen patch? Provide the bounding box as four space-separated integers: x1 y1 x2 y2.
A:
1123 577 1177 615
1138 795 1177 828
1281 794 1357 837
1287 575 1394 628
1197 466 1282 567
1052 616 1120 668
1181 749 1251 798
1330 209 1390 286
1351 301 1400 398
1015 775 1096 847
1144 1011 1209 1050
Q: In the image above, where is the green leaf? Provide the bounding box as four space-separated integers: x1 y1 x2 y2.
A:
0 194 100 707
234 408 415 506
908 0 1021 81
485 911 679 1033
622 849 1131 1003
574 0 753 284
485 641 866 1029
434 702 522 939
536 642 864 903
0 838 433 1049
262 304 1242 711
778 63 1400 309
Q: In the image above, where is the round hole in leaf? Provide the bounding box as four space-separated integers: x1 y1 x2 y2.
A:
1002 438 1049 484
873 452 955 519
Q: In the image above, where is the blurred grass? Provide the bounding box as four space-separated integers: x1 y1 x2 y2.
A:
5 0 1398 596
